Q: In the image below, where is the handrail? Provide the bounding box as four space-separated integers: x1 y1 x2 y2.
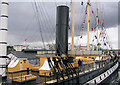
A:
68 50 103 56
42 57 117 84
7 55 118 84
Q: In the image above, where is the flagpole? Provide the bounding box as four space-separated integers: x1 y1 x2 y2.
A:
96 0 99 51
87 0 90 51
102 5 104 50
71 0 75 51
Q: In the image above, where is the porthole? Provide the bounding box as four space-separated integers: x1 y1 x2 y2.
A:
100 76 102 80
104 74 106 77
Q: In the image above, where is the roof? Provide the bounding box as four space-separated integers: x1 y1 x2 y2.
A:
14 45 28 47
8 59 19 68
10 51 37 59
9 49 55 59
22 49 55 53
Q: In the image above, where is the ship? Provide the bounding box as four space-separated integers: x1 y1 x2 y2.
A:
0 0 119 85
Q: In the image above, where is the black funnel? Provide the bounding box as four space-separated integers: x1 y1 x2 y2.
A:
56 6 69 56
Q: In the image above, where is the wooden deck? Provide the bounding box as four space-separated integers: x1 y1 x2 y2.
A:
68 50 102 56
12 74 37 83
46 69 94 84
45 65 102 84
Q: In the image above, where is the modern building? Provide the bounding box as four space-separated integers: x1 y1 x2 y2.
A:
46 44 55 50
13 45 28 51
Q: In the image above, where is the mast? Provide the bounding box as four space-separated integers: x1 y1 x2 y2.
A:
87 0 90 50
102 5 104 50
71 0 75 51
0 0 8 77
96 0 99 50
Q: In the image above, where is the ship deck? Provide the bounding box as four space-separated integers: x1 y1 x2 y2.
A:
11 74 37 83
6 51 117 84
45 65 100 84
6 58 116 84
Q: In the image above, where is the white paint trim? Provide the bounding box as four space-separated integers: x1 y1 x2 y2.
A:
84 62 119 84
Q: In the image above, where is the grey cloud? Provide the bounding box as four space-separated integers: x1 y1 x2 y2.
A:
0 2 118 47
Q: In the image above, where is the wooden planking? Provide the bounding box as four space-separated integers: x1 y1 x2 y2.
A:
46 69 94 84
8 59 33 72
68 51 102 56
36 55 59 57
12 74 37 83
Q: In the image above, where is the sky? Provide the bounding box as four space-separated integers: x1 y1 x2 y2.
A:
0 0 119 49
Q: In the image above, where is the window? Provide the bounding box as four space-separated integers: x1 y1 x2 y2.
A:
23 60 26 63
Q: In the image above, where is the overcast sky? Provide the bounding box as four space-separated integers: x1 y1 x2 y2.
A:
0 1 119 49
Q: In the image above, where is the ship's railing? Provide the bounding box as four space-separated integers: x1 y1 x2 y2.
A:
7 69 32 83
6 53 118 84
39 71 56 84
68 50 102 56
41 57 117 84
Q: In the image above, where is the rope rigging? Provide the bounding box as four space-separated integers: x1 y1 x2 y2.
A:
79 1 88 39
78 0 111 50
33 0 45 49
31 1 77 79
6 1 115 81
